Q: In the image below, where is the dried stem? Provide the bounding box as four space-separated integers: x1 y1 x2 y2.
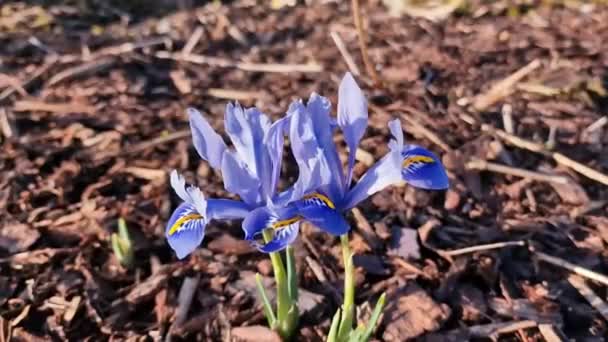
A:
351 0 380 86
466 159 569 184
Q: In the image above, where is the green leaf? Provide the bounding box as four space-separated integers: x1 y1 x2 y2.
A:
255 273 277 328
111 217 134 268
286 246 298 301
360 292 386 341
118 218 131 248
349 324 366 342
327 309 342 342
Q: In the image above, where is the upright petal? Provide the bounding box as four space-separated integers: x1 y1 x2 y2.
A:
337 73 368 187
288 100 342 201
187 108 227 170
224 103 272 198
401 145 449 190
264 115 290 200
221 150 262 205
166 202 207 259
307 94 345 195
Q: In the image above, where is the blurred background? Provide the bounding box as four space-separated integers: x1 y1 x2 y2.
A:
1 0 608 341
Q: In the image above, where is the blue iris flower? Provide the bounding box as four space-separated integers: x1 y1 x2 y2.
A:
165 103 324 259
242 73 449 252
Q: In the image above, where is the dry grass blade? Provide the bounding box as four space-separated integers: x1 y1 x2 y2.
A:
207 88 265 101
538 324 567 342
155 51 322 73
481 124 608 186
330 30 361 76
383 0 463 21
351 0 380 86
465 159 569 184
473 59 541 111
47 57 116 86
122 130 191 155
443 240 526 257
567 275 608 321
468 320 537 338
531 248 608 287
13 100 96 114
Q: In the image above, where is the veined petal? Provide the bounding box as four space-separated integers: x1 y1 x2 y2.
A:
288 100 342 201
206 199 251 221
259 224 299 253
187 108 227 170
341 123 404 210
264 115 290 200
224 103 272 197
294 193 350 235
170 170 207 214
337 72 368 187
242 205 300 252
166 202 207 259
307 94 345 198
342 152 402 210
401 145 449 190
388 119 404 149
221 150 262 205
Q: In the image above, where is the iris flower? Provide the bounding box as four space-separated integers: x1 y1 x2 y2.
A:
243 73 449 252
165 103 323 259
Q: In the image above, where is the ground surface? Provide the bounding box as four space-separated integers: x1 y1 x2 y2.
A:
1 0 608 341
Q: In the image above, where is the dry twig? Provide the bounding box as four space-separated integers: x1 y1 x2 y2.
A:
465 159 569 184
473 59 541 111
567 275 608 321
154 51 322 73
330 30 361 76
481 124 608 186
443 240 526 257
351 0 380 86
531 248 608 287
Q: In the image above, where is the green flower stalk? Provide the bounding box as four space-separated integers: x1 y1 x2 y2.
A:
327 233 386 342
255 229 299 340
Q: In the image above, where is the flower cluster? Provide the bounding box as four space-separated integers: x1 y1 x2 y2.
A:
165 73 448 259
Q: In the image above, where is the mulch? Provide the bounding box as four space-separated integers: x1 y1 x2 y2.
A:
1 0 608 340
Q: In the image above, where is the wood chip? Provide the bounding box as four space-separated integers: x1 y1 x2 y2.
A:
383 283 451 341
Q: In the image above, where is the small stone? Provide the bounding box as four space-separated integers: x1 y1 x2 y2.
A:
257 259 273 276
231 325 281 342
444 189 461 211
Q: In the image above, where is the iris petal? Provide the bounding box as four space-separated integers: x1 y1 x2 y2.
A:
401 145 449 190
221 150 262 205
187 108 227 170
265 115 290 200
259 224 300 253
166 202 207 259
294 193 350 235
225 103 272 198
337 72 368 187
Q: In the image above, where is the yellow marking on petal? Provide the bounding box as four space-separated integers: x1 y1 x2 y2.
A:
168 213 203 236
302 192 336 209
402 155 435 168
272 216 302 230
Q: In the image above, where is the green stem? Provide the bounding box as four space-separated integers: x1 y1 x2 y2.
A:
337 233 355 340
262 229 292 339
